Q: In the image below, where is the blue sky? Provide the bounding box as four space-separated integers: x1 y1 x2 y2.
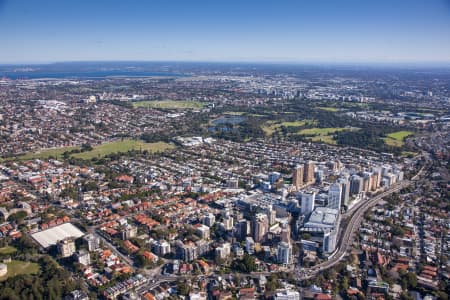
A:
1 0 449 64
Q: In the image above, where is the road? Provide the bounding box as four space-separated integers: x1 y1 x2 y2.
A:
94 231 135 269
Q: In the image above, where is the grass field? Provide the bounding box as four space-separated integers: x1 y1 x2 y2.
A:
0 246 17 255
310 135 337 145
298 127 356 145
261 120 316 136
132 100 204 109
383 131 414 147
72 140 175 159
13 146 80 161
0 260 40 280
317 106 338 112
297 127 347 135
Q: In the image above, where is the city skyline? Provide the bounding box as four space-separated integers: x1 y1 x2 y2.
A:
1 0 450 64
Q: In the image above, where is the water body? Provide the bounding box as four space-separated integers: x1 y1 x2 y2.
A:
1 70 184 80
211 116 246 126
209 116 246 132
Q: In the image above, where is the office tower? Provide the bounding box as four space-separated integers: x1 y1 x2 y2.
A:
292 165 304 189
328 183 342 210
350 175 363 195
303 161 315 184
300 192 315 215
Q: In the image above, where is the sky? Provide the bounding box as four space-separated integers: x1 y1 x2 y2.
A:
0 0 450 64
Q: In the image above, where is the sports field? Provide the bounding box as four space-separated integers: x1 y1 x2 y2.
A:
72 140 175 159
0 260 40 280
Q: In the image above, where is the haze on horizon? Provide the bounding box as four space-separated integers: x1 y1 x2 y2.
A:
1 0 450 64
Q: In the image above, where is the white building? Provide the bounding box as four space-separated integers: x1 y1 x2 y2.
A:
84 234 100 251
245 236 255 254
202 213 216 227
274 289 300 300
215 242 231 259
277 242 292 265
76 250 91 266
153 240 171 256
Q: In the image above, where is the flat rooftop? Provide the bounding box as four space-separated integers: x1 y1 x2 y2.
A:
31 223 84 248
304 207 339 228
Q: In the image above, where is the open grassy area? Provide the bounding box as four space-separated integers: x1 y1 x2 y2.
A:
0 246 17 255
297 127 348 135
401 151 417 158
72 140 175 159
132 100 204 109
317 106 338 112
298 127 357 145
310 135 337 145
383 130 414 147
12 146 80 161
0 260 40 280
261 120 316 136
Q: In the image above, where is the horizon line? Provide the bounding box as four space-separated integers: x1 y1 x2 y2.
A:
1 59 450 68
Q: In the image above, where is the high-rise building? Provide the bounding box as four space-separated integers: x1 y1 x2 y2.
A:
328 183 342 210
245 237 255 254
252 213 268 243
363 172 372 192
195 224 210 240
269 172 281 184
280 225 291 243
323 230 338 253
215 242 231 259
76 250 91 266
350 175 363 195
121 225 137 240
292 165 304 189
300 192 315 215
223 214 234 231
303 161 315 184
267 205 276 225
202 213 216 227
338 177 350 207
153 240 171 256
84 234 100 251
277 242 292 265
58 238 76 258
236 219 251 240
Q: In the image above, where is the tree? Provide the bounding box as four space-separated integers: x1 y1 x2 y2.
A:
7 211 27 223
